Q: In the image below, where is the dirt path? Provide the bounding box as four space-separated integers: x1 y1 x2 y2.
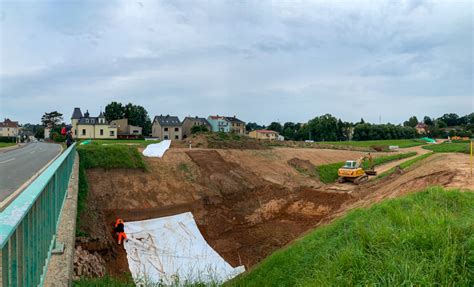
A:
374 145 432 175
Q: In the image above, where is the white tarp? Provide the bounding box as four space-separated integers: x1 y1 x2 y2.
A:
142 140 171 158
123 212 245 285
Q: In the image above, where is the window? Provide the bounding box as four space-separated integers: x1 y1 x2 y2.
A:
175 135 179 139
175 127 179 132
164 127 168 131
85 119 89 123
164 135 169 139
91 119 95 124
100 129 104 135
110 131 115 136
82 129 86 135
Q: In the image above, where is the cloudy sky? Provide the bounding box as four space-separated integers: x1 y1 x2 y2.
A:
0 0 472 125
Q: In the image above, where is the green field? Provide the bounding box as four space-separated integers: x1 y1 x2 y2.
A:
377 153 433 179
423 142 470 154
228 187 474 286
320 139 426 149
0 142 16 148
315 152 417 183
81 139 160 147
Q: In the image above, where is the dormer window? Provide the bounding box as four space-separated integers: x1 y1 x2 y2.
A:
85 119 89 123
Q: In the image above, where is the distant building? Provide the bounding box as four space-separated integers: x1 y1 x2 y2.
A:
249 129 279 140
71 107 118 139
0 118 19 137
182 116 211 139
110 118 142 139
207 115 245 134
207 115 230 133
225 116 246 135
415 123 428 134
152 115 182 140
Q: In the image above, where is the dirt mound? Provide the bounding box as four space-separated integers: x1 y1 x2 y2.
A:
173 133 268 150
288 158 316 174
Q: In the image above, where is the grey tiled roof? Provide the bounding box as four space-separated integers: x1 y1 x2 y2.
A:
183 116 210 126
72 108 83 119
154 115 182 126
225 116 245 123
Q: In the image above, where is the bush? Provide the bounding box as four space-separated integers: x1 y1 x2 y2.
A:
51 132 66 142
0 136 16 143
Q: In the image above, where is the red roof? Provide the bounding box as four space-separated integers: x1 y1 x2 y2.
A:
416 123 427 128
255 129 278 134
0 118 19 128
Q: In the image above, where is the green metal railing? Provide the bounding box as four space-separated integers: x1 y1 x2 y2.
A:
0 143 76 286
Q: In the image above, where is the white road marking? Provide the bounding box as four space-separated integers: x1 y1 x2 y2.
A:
0 158 15 164
30 151 36 154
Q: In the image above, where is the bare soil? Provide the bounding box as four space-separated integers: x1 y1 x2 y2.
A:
77 147 472 278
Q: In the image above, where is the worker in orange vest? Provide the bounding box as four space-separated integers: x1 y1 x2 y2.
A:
114 218 127 245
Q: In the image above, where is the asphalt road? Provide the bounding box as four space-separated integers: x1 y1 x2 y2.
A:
0 142 62 203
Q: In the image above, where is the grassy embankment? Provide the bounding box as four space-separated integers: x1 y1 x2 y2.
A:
377 152 433 179
316 152 417 183
76 143 147 236
228 187 474 286
80 139 160 147
0 142 16 148
423 142 470 154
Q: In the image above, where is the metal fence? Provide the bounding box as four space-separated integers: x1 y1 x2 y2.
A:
0 143 76 286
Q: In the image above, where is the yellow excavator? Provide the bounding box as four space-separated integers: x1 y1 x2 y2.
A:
337 153 377 184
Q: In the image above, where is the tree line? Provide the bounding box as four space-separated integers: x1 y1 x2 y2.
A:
248 112 473 141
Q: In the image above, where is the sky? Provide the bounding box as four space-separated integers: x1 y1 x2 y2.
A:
0 0 472 126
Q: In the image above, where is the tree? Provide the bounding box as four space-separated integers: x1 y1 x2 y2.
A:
423 116 433 126
267 122 282 133
104 102 152 136
307 114 338 141
35 127 44 139
104 102 124 122
438 113 459 127
403 116 418 128
41 111 63 128
246 122 265 132
191 125 209 134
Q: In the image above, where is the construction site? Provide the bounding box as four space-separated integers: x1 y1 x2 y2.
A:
73 136 473 283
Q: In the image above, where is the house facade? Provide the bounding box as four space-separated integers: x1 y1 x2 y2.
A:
110 118 142 138
0 118 19 137
71 108 117 139
249 129 279 140
225 116 246 134
182 116 211 138
152 115 182 140
207 116 230 133
415 123 427 134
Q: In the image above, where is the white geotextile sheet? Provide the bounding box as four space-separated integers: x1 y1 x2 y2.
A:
142 140 171 158
123 212 245 285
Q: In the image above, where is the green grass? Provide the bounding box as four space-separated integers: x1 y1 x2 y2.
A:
76 144 147 236
377 152 433 179
0 142 16 148
320 139 426 149
82 139 161 147
423 142 470 154
228 187 474 286
74 274 135 286
315 152 417 183
77 144 147 170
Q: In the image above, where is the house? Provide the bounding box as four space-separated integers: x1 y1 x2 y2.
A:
249 129 279 140
182 116 211 139
207 115 246 134
110 118 142 139
207 115 230 133
0 118 19 137
152 115 182 140
71 107 118 139
415 123 428 134
225 116 246 134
